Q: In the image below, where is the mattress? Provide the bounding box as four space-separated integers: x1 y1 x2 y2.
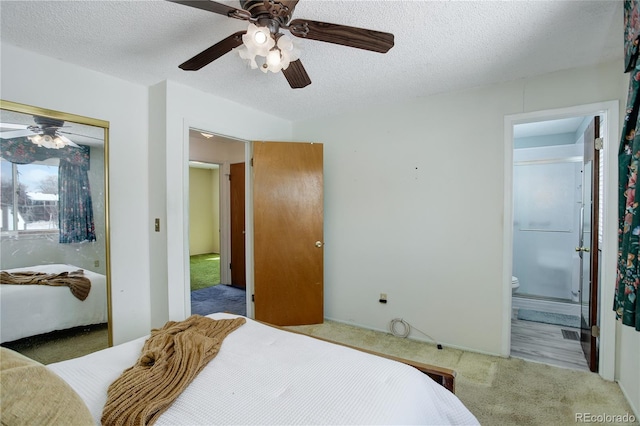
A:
48 313 478 425
0 264 108 343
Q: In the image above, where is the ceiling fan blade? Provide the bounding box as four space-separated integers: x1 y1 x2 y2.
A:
288 19 394 53
0 123 28 132
0 128 36 139
179 31 245 71
59 130 103 141
166 0 250 19
282 59 311 89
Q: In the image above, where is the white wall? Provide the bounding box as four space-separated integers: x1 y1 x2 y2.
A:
616 323 640 416
189 167 219 255
1 43 151 345
292 60 625 356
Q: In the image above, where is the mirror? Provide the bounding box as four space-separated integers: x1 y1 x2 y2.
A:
0 100 111 363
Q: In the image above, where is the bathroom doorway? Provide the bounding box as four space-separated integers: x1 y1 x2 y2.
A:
509 115 592 371
504 101 618 378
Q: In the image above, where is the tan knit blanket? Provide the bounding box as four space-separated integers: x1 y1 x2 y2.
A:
0 269 91 301
102 315 246 426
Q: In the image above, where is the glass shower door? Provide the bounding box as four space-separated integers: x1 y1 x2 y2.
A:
512 160 582 300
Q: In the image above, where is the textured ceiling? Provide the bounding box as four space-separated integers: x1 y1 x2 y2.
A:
0 0 624 122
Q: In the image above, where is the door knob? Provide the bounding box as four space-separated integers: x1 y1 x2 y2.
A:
315 241 323 248
575 246 590 252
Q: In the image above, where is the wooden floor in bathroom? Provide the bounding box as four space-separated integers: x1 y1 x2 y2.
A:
510 319 589 371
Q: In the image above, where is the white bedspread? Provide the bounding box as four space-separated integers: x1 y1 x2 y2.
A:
48 313 478 425
0 264 107 343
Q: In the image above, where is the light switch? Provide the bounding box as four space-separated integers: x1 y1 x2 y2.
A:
155 218 160 232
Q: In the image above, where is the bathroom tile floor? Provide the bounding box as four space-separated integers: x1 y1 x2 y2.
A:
510 318 590 371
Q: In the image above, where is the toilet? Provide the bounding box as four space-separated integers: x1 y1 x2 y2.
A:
511 276 520 294
511 276 520 319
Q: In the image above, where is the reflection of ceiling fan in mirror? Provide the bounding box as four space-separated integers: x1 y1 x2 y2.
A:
0 116 97 149
169 0 395 88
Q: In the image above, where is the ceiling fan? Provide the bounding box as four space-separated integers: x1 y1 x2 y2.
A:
0 116 81 149
169 0 395 88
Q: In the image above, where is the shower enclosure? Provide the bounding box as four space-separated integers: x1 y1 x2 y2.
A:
512 117 591 305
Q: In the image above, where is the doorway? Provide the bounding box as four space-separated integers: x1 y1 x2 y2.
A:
503 101 619 378
510 115 592 371
188 129 247 316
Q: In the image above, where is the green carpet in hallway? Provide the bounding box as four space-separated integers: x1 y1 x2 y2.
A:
190 253 220 291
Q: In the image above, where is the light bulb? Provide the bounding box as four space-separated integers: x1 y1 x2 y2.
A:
266 49 281 67
277 34 301 62
254 31 267 45
241 23 274 57
28 134 43 146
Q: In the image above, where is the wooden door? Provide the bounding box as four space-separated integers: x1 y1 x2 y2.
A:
253 142 323 326
578 116 600 372
230 162 246 289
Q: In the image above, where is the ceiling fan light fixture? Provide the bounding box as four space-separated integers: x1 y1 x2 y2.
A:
29 134 60 149
28 133 79 149
172 0 394 89
236 23 301 74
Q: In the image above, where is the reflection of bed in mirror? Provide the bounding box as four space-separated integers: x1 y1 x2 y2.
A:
0 264 107 343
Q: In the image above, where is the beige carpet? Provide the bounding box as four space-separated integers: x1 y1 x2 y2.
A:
1 324 109 365
286 321 638 426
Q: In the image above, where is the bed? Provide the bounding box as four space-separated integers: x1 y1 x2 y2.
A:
24 313 480 425
0 264 108 343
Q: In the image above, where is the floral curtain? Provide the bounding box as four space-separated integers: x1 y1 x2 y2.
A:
58 160 96 243
0 137 95 244
615 0 640 331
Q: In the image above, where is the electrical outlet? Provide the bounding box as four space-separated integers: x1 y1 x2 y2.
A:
94 260 100 267
379 293 387 304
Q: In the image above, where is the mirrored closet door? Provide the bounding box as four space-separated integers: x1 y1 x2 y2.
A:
0 100 111 363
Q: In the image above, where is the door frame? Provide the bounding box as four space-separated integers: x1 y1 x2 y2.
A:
180 123 254 319
502 100 619 381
